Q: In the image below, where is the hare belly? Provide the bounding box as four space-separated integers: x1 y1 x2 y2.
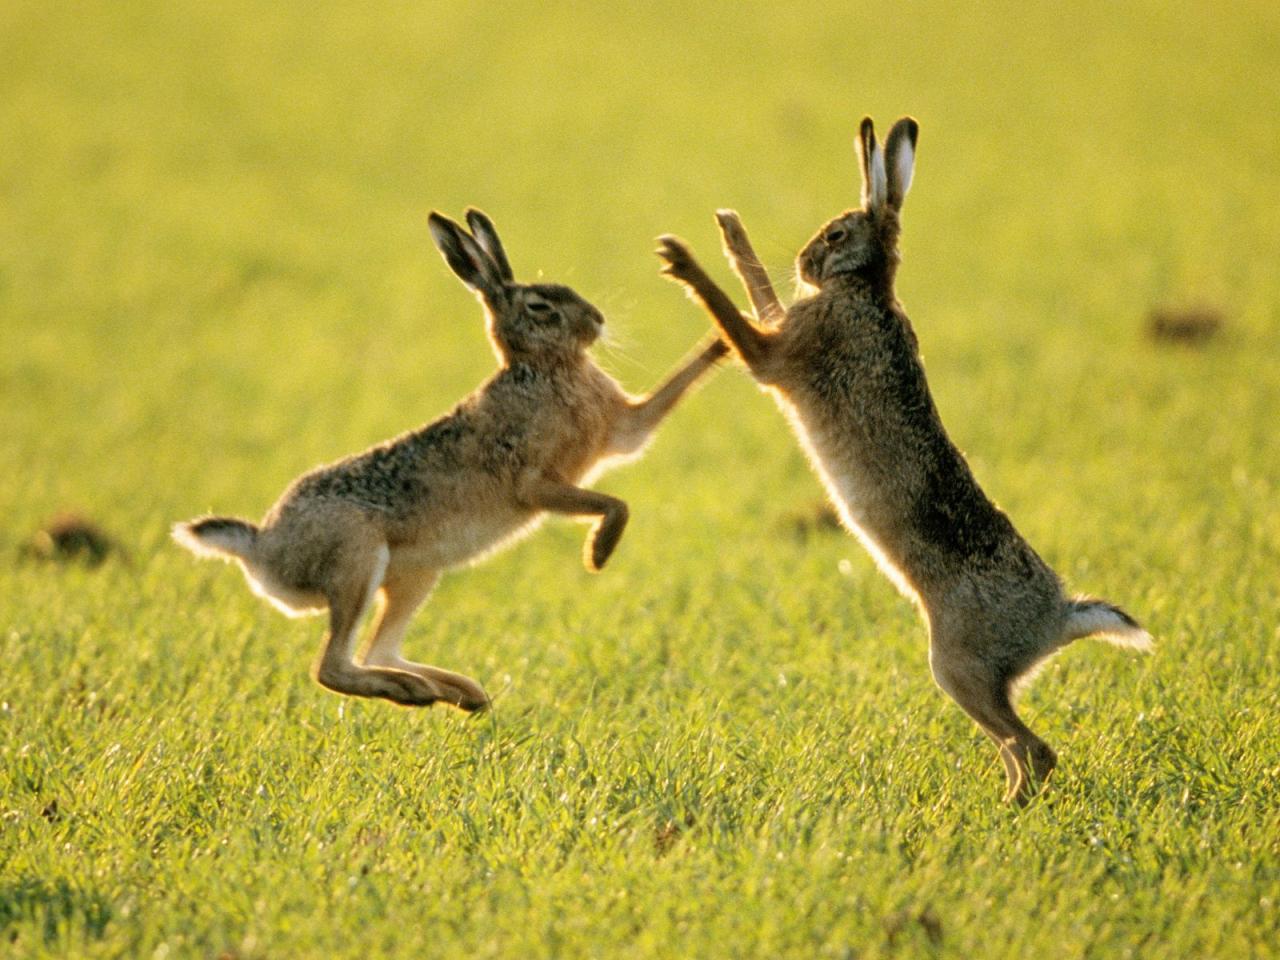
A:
399 507 542 569
777 402 864 521
782 401 920 602
825 468 920 602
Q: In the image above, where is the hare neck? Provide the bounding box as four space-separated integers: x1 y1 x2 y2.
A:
503 351 589 379
823 270 893 305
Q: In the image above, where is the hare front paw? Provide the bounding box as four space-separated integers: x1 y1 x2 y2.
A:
584 505 629 572
704 338 731 361
714 209 751 256
655 235 705 287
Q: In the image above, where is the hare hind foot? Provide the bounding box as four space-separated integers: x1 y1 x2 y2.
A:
367 656 490 713
1001 739 1058 806
314 661 447 707
930 647 1058 806
421 666 490 713
366 655 488 716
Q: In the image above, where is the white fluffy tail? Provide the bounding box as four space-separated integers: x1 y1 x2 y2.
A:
1062 597 1154 652
172 516 259 561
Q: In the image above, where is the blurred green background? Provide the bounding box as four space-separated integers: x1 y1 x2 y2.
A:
2 2 1278 958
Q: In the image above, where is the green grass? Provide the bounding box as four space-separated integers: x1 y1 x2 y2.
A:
3 1 1279 956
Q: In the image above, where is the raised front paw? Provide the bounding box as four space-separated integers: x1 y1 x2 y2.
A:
584 505 629 573
655 235 705 287
714 209 751 256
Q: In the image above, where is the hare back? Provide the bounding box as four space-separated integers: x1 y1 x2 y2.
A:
255 360 626 571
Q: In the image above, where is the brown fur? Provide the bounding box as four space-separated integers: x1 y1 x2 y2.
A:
658 118 1150 804
175 208 726 712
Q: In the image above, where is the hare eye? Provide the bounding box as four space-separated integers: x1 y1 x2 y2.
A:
526 300 553 315
825 227 847 244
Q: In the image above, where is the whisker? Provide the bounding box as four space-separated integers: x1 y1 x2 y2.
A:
590 299 655 378
598 326 642 364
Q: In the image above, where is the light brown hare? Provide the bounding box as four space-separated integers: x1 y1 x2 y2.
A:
656 118 1151 803
176 208 726 712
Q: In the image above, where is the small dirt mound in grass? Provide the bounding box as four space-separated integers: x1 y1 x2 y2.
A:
654 815 696 857
780 501 844 542
885 905 943 948
22 513 120 567
1146 304 1224 346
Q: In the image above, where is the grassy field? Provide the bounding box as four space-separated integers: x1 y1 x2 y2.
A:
3 1 1279 956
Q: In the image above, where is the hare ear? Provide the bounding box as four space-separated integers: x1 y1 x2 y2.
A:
857 117 888 210
428 211 504 301
464 207 514 282
884 117 919 210
856 116 876 207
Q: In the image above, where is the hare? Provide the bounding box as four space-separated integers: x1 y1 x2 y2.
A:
656 117 1151 803
175 208 726 712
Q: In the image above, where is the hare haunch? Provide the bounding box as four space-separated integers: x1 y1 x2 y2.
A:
657 118 1151 803
175 209 726 711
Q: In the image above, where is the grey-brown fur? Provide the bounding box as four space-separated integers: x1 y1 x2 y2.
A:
175 208 726 712
657 117 1151 803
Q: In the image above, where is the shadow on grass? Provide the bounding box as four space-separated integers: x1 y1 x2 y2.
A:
0 877 112 946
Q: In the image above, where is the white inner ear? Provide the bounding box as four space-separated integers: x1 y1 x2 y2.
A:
894 140 915 199
870 143 888 209
462 237 498 287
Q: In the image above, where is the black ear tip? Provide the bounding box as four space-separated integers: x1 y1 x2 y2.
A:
859 116 876 142
902 117 920 145
427 212 464 253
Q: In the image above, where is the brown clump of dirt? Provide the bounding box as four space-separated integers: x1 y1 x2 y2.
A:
23 513 119 566
780 500 844 542
1146 304 1224 346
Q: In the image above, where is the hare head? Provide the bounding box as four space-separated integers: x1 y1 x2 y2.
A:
796 116 918 289
428 208 605 364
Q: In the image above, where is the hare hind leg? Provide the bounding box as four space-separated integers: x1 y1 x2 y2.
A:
359 565 489 712
929 644 1057 805
312 544 444 707
241 561 326 618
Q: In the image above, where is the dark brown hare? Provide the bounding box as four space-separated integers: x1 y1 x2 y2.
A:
657 119 1150 803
